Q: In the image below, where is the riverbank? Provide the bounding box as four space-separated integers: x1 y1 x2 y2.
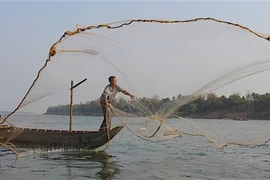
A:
44 111 270 120
187 111 270 120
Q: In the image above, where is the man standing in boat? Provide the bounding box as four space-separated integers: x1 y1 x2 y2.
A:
100 76 134 131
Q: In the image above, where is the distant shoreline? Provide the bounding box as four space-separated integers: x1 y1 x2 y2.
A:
43 111 270 120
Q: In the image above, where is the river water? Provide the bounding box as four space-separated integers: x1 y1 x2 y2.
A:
0 115 269 180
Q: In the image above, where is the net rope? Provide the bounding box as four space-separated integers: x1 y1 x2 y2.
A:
1 18 270 155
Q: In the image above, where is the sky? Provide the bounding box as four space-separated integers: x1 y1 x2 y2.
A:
1 0 270 112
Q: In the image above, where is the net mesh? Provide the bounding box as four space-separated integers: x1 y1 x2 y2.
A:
1 18 270 155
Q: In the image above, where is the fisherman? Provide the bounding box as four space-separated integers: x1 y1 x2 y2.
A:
99 76 134 131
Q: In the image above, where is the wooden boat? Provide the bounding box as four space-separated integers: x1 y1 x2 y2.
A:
0 125 124 150
0 79 124 152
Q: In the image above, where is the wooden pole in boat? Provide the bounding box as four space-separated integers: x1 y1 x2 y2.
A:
69 80 74 132
69 78 87 133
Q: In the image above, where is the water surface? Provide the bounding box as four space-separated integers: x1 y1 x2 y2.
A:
0 115 269 180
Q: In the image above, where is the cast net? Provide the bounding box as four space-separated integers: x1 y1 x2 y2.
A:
1 18 270 155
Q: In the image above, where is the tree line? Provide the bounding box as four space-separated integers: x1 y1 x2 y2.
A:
45 92 270 120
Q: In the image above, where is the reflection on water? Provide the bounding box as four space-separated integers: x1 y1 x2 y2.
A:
0 148 121 180
42 151 120 180
0 148 17 170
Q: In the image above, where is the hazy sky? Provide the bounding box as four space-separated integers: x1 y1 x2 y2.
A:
1 0 270 112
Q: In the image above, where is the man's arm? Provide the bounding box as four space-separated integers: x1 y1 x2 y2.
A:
121 90 135 100
104 95 110 107
103 86 111 107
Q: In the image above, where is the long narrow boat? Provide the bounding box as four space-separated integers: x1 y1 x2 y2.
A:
0 78 125 152
0 125 124 150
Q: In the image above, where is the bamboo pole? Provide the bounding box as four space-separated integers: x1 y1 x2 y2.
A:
69 80 74 132
70 78 87 90
69 78 87 133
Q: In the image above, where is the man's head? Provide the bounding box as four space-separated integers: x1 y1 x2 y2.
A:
108 76 117 85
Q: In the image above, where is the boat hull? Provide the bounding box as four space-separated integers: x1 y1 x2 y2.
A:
0 125 124 150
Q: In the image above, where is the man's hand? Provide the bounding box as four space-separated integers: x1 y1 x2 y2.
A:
130 94 135 101
106 102 111 108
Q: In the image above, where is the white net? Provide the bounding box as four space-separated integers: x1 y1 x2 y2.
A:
1 18 270 153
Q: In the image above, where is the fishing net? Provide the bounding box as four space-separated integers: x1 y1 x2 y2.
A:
1 18 270 154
